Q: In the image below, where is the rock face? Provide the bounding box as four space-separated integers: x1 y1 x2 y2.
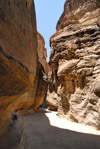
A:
37 32 48 108
0 0 47 138
37 32 48 74
47 0 100 129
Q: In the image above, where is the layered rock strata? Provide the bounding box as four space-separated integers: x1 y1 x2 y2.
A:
0 0 47 138
47 0 100 129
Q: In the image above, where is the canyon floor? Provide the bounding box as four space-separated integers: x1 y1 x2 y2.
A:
17 109 100 149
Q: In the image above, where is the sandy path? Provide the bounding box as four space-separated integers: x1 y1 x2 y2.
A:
19 110 100 149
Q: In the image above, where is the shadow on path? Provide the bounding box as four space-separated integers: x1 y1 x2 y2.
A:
20 111 100 149
0 110 100 149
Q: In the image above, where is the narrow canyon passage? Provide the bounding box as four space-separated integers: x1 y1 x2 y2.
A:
18 111 100 149
0 0 100 148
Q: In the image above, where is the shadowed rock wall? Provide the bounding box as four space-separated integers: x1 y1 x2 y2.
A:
47 0 100 129
0 0 47 137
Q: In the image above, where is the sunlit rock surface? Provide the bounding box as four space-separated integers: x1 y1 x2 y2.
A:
0 0 47 140
37 32 48 74
47 0 100 129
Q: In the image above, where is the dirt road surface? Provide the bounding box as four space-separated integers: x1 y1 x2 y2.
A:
19 110 100 149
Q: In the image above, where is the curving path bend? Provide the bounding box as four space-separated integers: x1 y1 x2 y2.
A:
19 110 100 149
0 110 100 149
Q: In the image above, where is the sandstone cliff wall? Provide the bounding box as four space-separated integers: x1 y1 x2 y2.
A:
37 32 48 74
47 0 100 129
0 0 47 137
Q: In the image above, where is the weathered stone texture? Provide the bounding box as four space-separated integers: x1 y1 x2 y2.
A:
37 32 48 74
48 0 100 129
0 0 47 139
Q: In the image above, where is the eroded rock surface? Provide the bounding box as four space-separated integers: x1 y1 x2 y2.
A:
37 32 48 74
47 0 100 129
0 0 47 139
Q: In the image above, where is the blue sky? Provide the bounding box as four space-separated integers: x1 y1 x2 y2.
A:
34 0 66 61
